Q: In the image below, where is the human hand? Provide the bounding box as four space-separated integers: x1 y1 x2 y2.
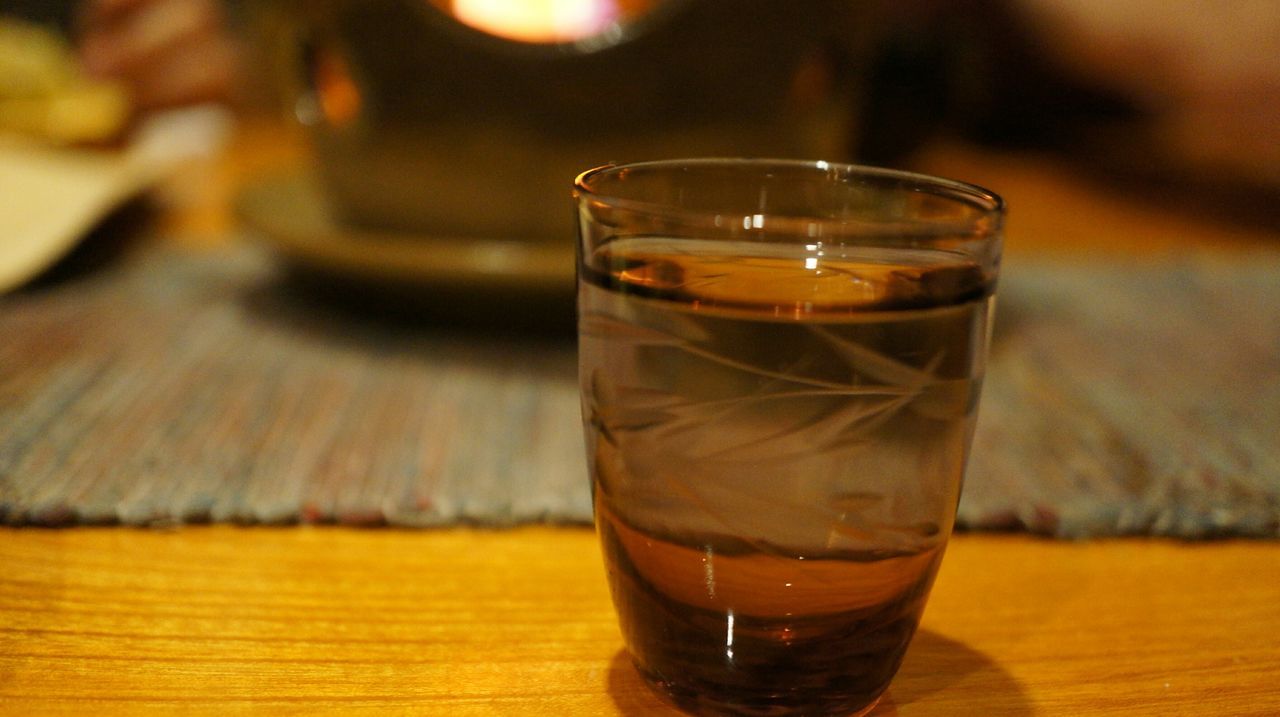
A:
1018 0 1280 184
76 0 239 112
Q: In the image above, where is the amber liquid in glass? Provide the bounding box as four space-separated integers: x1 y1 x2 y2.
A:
579 238 993 715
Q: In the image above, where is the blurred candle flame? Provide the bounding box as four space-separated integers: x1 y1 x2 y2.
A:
444 0 622 43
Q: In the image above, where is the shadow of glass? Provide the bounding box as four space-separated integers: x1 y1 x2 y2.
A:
872 629 1031 716
605 650 688 717
605 629 1030 717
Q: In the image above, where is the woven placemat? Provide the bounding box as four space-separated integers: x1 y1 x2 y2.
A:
966 254 1279 537
2 244 1277 537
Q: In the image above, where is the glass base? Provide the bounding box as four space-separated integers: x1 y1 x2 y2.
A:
636 658 887 717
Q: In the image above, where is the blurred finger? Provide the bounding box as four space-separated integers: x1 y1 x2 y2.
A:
76 0 154 28
127 34 238 110
80 0 222 78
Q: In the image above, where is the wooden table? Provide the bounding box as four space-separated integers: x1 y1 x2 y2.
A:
2 124 1278 715
2 528 1278 715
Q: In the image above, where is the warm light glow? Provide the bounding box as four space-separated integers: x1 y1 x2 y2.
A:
447 0 620 43
313 47 361 128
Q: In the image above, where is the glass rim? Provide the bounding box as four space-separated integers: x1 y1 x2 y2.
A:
574 158 1005 234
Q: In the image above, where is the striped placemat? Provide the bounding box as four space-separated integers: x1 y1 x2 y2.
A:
2 244 1277 537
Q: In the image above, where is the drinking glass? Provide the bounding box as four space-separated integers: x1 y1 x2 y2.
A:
574 159 1003 716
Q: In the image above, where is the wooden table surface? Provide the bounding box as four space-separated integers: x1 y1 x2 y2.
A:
2 122 1278 715
1 527 1276 716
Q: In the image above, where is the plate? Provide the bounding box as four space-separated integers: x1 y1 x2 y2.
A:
237 169 577 301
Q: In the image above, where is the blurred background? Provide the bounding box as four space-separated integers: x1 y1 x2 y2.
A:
4 0 1278 240
2 0 1278 533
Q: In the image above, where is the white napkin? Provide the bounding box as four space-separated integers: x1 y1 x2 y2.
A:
0 103 233 293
